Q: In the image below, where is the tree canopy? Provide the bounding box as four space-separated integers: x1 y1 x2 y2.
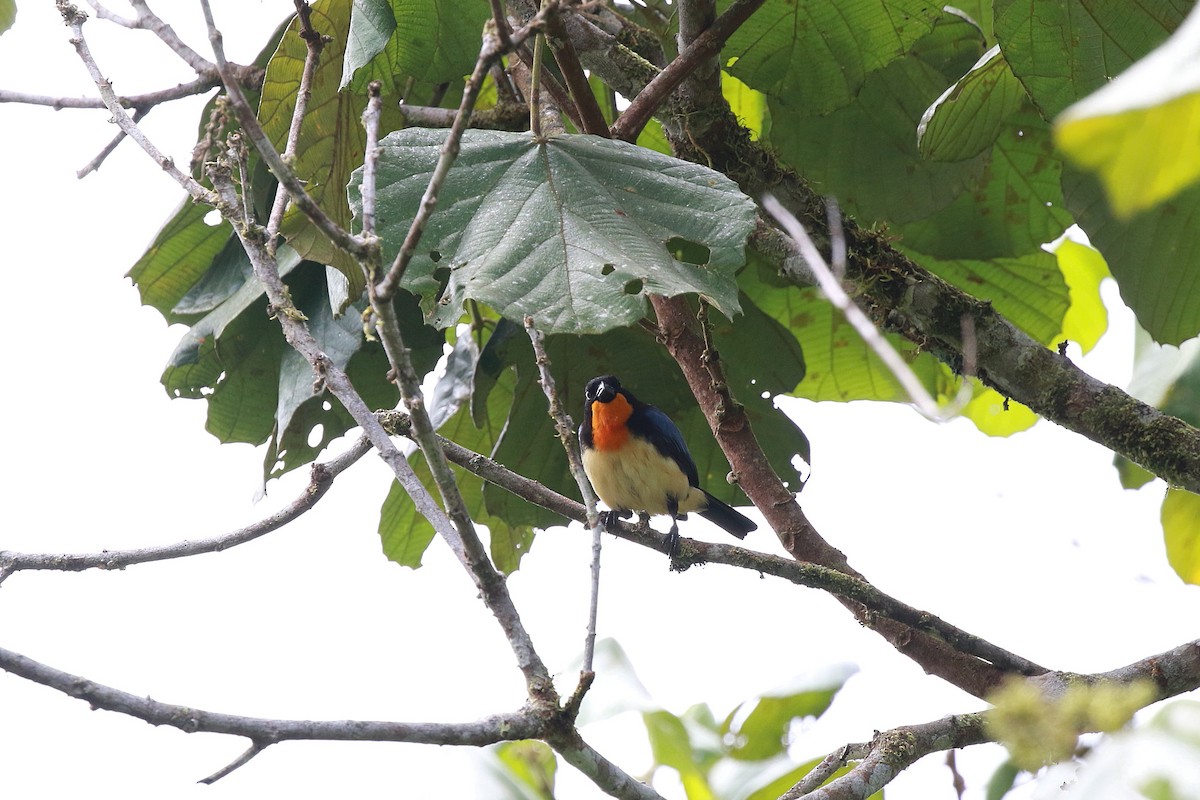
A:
3 0 1200 798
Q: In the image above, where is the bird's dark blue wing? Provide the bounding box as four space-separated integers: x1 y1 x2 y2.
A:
629 404 700 488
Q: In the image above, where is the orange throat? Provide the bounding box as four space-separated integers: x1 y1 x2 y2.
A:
591 395 633 451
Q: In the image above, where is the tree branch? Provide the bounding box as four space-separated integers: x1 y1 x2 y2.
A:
610 0 765 142
381 413 1045 678
0 644 541 747
523 318 603 676
57 2 216 203
0 437 371 585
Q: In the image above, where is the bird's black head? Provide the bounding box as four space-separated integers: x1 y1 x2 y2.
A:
585 375 621 404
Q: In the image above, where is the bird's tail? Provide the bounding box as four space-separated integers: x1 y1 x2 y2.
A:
699 491 757 539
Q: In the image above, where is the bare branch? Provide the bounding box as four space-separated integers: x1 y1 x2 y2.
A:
0 70 248 110
523 317 603 676
544 11 609 136
198 740 268 785
0 437 371 585
76 105 149 178
0 645 541 746
57 2 216 203
611 0 766 142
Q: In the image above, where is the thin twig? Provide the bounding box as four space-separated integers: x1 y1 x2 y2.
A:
0 645 542 745
523 317 603 676
529 30 546 138
75 106 149 177
0 70 253 110
57 2 216 203
764 194 944 419
198 740 268 784
610 0 766 142
0 438 372 586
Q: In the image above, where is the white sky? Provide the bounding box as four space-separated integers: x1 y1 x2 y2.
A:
1 2 1194 799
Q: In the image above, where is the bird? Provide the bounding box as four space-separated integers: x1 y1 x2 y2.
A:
579 374 757 556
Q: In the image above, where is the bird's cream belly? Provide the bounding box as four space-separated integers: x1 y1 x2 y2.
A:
582 437 705 515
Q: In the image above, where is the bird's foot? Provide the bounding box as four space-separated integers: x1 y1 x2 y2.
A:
599 509 633 530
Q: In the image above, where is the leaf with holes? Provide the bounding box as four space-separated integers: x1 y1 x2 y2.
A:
350 129 757 334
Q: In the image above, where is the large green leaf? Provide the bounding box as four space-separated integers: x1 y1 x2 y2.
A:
1055 5 1200 219
918 45 1027 161
722 0 942 115
342 0 490 92
994 0 1189 119
352 129 757 334
377 347 543 573
742 261 941 403
723 664 857 761
128 198 234 322
1063 168 1200 345
903 107 1073 260
770 15 988 226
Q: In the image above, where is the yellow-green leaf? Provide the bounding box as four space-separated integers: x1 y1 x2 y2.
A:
1164 488 1200 585
1055 6 1200 219
1051 238 1110 354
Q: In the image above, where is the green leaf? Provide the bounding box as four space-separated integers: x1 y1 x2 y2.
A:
1164 488 1200 585
770 15 989 226
903 107 1073 260
342 0 490 92
723 665 856 761
1062 167 1200 345
0 0 16 36
723 70 769 140
994 0 1189 119
644 710 717 800
353 129 757 334
1052 238 1110 354
259 0 406 296
722 0 942 115
985 760 1021 800
918 45 1027 161
1055 6 1200 218
742 260 942 403
128 198 233 321
485 741 557 800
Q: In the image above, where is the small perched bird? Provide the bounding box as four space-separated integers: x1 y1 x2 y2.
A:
579 374 757 554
